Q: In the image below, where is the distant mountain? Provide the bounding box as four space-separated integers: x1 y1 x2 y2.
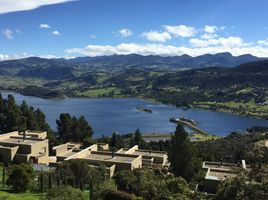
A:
0 57 75 80
152 59 268 89
65 52 264 69
0 53 265 81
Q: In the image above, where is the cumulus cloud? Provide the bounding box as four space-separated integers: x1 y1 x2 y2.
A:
164 25 196 37
258 38 268 46
200 33 218 40
190 36 245 48
2 28 13 40
0 0 75 14
52 30 60 36
65 40 268 57
0 52 32 61
39 24 50 29
142 31 171 42
204 25 218 33
118 29 133 37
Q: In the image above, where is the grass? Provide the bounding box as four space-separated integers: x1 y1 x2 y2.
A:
193 100 268 119
190 133 221 142
0 76 46 88
0 190 44 200
75 87 121 97
0 166 44 200
142 133 221 142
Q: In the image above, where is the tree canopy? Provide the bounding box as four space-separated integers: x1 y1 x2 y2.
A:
6 164 34 193
56 113 93 145
168 124 201 181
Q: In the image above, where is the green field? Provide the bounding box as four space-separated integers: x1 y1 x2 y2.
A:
75 87 121 97
0 190 44 200
194 100 268 119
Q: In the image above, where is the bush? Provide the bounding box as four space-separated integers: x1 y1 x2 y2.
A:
6 164 34 192
103 190 136 200
46 186 89 200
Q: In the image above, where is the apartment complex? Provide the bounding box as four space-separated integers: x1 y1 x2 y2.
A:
51 143 168 177
116 145 168 168
202 160 248 194
0 130 49 165
0 130 169 177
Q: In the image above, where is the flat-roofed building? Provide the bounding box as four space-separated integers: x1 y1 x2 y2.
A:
52 143 142 177
117 145 169 167
202 160 248 194
0 130 49 165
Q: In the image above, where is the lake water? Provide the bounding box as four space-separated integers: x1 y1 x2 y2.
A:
1 92 267 138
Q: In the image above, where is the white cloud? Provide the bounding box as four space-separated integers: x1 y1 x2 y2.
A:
164 25 196 37
0 53 32 61
39 24 50 29
118 29 133 37
0 0 75 14
190 36 245 48
2 28 13 40
65 39 268 57
40 54 60 59
258 38 268 46
204 25 218 33
200 33 218 39
52 30 60 36
142 31 171 42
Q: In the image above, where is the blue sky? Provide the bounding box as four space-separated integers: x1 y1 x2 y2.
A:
1 0 268 60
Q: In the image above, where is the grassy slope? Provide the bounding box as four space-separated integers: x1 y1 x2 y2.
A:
0 166 44 200
0 190 43 200
75 87 121 97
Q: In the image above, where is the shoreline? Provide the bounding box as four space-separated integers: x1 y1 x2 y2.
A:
1 89 267 121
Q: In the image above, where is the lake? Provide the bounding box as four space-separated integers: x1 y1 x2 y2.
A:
1 92 268 138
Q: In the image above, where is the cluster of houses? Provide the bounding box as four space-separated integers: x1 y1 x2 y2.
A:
0 130 249 195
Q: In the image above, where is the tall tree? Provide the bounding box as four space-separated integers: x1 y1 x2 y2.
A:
56 113 93 144
168 124 200 181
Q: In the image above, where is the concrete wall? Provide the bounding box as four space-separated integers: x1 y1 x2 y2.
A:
0 146 19 165
0 131 19 140
53 143 70 156
204 178 220 194
124 145 139 154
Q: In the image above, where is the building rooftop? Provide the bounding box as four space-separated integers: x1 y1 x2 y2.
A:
206 168 236 180
82 152 138 163
0 137 42 145
132 150 166 157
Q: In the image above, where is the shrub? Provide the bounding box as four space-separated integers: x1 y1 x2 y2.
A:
46 186 88 200
6 164 34 192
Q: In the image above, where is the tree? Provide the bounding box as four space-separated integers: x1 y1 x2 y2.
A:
2 166 6 188
46 186 89 200
110 132 117 148
168 124 200 181
57 159 104 196
103 190 136 200
215 170 268 200
114 170 137 193
56 113 93 145
6 164 34 192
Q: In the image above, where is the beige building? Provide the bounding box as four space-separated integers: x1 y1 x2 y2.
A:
0 130 169 177
51 143 143 177
202 160 248 194
51 143 169 177
116 145 169 167
0 130 49 165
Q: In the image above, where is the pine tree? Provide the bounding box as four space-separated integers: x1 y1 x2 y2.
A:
168 124 199 181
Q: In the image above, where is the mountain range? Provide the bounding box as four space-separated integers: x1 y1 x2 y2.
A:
0 52 265 80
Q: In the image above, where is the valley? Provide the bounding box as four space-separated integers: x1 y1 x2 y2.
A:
0 54 268 119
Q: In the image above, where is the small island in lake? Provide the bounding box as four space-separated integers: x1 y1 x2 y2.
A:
136 107 153 113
